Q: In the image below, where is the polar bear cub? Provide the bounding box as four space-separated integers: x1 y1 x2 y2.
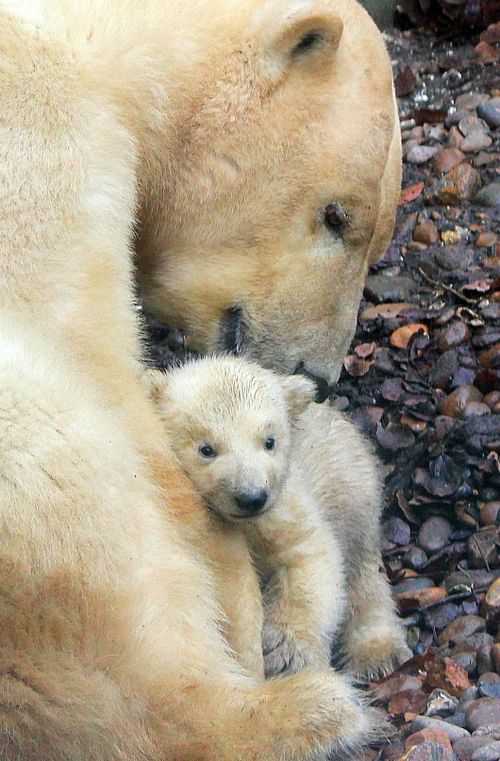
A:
146 356 410 679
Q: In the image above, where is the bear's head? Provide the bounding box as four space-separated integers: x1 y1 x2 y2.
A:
135 0 401 390
144 357 315 521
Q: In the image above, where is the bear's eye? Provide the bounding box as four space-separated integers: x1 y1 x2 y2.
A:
199 444 217 458
323 203 351 237
264 437 276 451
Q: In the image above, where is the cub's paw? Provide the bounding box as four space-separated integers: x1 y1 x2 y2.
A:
344 627 412 681
262 621 308 676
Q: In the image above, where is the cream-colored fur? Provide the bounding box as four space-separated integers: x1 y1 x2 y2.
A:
136 0 401 386
0 1 388 758
146 357 411 684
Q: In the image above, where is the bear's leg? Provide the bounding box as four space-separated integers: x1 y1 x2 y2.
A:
340 547 411 680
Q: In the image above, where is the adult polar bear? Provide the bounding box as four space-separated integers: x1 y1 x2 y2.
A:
136 0 401 387
0 0 399 759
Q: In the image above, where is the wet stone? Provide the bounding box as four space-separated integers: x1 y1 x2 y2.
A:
436 322 470 351
423 603 460 632
438 615 486 647
471 742 500 761
364 275 415 303
473 184 500 208
419 517 452 553
409 716 470 742
468 529 499 569
454 736 495 761
477 103 500 130
466 699 500 732
383 517 411 546
414 221 440 245
440 385 483 418
425 689 459 718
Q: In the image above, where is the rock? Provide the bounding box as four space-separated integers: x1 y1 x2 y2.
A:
425 690 459 718
404 546 429 570
473 184 500 208
475 42 500 64
432 351 460 391
471 742 500 761
476 233 498 248
453 651 478 676
446 571 497 594
435 148 466 174
391 323 429 349
468 529 499 569
479 684 500 700
457 93 491 110
374 673 424 704
474 153 500 168
404 138 424 157
426 164 482 206
424 603 460 632
449 126 465 149
440 385 483 418
436 322 470 351
409 716 470 743
414 221 440 245
398 742 452 761
454 736 495 761
479 345 500 369
466 699 500 732
406 728 452 751
485 579 500 613
494 645 500 675
364 275 415 303
464 401 491 418
383 517 411 546
389 688 428 716
480 503 500 526
395 586 447 609
438 616 486 647
419 517 452 553
435 247 473 271
458 115 489 137
393 577 434 595
461 132 493 153
477 103 500 129
407 145 439 164
360 302 415 320
479 647 496 678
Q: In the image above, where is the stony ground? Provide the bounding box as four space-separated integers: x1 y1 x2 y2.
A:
144 22 499 761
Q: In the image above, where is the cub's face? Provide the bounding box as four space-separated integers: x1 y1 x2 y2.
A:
145 359 315 521
137 0 400 390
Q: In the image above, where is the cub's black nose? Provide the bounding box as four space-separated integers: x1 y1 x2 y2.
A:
235 489 268 514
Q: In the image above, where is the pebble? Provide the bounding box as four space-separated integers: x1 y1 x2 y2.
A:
479 344 500 369
364 275 415 303
479 685 500 700
446 571 497 593
383 517 411 546
404 546 429 570
456 93 491 110
435 148 466 174
474 153 499 168
480 503 500 526
391 323 429 349
426 164 482 206
407 145 439 164
458 115 489 138
414 221 440 245
477 102 500 129
454 735 496 761
440 385 483 418
464 401 491 418
419 517 452 553
461 132 493 153
471 741 500 761
436 322 470 351
389 689 428 716
438 615 486 647
468 529 499 569
476 233 498 248
425 689 459 718
424 603 460 632
485 579 500 612
406 728 452 751
473 184 500 208
466 699 500 732
409 716 470 742
398 743 451 761
432 350 460 390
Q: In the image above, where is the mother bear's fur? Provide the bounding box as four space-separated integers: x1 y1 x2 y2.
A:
0 1 393 759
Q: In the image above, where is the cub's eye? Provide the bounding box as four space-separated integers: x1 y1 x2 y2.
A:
199 444 216 458
323 203 351 237
264 437 276 451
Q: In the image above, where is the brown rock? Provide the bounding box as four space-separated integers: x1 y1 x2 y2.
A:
414 221 440 245
438 615 485 647
390 323 429 350
426 164 482 206
466 698 500 732
475 42 500 64
436 321 470 351
485 579 500 612
463 401 491 417
406 729 452 752
435 148 465 174
461 132 493 153
388 688 428 716
484 392 500 410
398 743 452 761
480 503 500 526
479 344 500 369
477 233 498 248
395 586 447 609
360 302 414 321
449 126 465 149
440 385 483 418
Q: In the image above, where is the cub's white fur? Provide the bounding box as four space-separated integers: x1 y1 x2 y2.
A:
146 356 411 680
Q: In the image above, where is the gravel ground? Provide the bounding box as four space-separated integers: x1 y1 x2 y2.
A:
144 23 499 761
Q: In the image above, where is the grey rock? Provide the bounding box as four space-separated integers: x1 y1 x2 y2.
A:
473 184 500 208
461 132 493 153
477 103 500 130
456 93 491 111
459 115 489 137
404 546 429 570
409 716 470 742
438 615 486 647
407 145 439 164
466 699 500 732
426 689 459 717
471 742 500 761
364 274 415 303
419 516 452 553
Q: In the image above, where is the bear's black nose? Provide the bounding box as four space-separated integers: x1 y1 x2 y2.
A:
234 489 268 514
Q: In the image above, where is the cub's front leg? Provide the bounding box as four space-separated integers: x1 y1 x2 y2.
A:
247 482 346 677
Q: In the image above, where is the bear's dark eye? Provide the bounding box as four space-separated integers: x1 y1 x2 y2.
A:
323 203 351 237
199 444 216 458
264 437 276 451
292 31 322 58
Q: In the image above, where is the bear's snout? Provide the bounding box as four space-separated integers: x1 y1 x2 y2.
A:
234 489 268 516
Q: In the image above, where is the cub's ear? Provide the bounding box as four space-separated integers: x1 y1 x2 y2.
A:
141 368 169 406
263 3 343 76
280 375 317 420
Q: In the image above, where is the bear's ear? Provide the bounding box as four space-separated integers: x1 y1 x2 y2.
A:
141 368 169 406
263 4 343 77
280 375 317 420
